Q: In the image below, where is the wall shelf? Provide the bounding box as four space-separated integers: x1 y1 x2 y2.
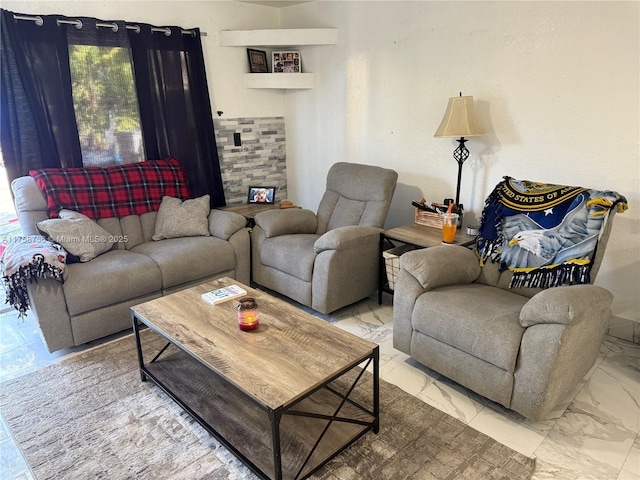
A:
245 73 314 89
220 28 338 47
221 28 337 90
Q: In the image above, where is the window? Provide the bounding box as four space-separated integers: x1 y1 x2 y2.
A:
1 10 225 207
69 45 144 166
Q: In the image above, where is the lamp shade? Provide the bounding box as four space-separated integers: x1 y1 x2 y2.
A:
434 95 484 138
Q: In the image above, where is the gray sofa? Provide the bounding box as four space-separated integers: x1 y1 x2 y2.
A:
11 176 250 353
393 211 616 421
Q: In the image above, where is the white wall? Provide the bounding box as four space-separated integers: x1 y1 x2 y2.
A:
3 1 639 323
278 1 640 322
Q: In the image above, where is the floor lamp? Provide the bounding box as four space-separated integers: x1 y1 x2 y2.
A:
434 94 484 208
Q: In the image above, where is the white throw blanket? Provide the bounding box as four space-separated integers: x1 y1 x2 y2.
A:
1 236 66 316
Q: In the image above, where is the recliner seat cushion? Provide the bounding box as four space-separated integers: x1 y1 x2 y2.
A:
412 284 528 372
63 250 162 315
132 236 236 289
259 234 319 282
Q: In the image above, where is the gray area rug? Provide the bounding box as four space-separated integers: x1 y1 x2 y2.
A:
0 330 535 480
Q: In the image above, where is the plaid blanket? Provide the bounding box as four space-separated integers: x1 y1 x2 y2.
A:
1 236 66 316
30 158 191 219
476 177 627 288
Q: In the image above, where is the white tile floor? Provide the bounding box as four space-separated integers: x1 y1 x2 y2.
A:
0 295 639 479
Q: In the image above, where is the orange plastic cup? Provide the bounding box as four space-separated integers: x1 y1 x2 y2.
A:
442 213 458 243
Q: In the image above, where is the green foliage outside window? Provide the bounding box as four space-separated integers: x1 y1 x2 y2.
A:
69 45 143 164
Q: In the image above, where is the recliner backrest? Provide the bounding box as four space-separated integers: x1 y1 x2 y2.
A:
315 162 398 235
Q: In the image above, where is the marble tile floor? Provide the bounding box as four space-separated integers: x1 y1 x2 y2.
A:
0 296 638 480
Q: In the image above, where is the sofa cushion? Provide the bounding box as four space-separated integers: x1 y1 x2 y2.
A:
63 250 162 315
412 284 528 372
132 236 236 289
152 195 211 241
37 210 115 262
116 215 145 249
259 234 319 282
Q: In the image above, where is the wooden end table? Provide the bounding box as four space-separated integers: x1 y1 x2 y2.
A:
219 203 298 227
378 223 476 303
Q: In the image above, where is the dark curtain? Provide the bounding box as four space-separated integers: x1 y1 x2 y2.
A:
0 11 82 181
0 9 224 207
128 24 225 207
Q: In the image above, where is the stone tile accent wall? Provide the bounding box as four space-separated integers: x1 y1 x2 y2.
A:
214 117 287 205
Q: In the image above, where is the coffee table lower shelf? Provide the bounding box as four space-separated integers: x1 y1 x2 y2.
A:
134 326 378 480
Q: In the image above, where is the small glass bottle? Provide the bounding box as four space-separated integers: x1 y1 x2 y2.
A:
237 297 259 331
456 203 464 229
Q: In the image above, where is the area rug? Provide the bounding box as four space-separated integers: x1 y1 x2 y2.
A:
0 331 536 480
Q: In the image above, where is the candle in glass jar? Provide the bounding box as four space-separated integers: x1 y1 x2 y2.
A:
237 298 259 331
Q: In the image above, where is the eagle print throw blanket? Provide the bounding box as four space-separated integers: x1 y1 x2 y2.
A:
476 177 627 289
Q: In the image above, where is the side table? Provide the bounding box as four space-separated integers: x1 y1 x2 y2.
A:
218 203 297 227
379 223 476 303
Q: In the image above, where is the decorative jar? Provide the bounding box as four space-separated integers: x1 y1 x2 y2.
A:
237 297 259 331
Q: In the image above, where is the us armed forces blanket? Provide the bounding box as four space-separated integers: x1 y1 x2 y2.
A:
476 176 627 288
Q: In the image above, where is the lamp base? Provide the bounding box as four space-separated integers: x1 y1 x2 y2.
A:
453 137 470 164
453 137 470 206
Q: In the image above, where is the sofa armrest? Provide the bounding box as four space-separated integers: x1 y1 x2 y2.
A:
26 278 74 352
399 245 481 291
313 226 381 253
253 209 318 238
227 228 250 285
519 285 613 327
207 209 247 240
392 267 427 354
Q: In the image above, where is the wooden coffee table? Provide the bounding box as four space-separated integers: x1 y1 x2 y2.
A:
131 277 379 480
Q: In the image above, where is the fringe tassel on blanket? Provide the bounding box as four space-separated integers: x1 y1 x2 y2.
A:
475 180 506 267
2 252 65 318
1 237 67 316
510 263 591 289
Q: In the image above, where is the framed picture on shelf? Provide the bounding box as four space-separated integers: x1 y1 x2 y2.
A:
272 51 301 73
247 48 268 73
248 186 276 204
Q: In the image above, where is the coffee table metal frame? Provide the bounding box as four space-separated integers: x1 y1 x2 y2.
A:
132 305 379 480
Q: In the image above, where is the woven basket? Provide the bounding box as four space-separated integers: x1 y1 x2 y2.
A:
383 244 418 290
414 202 463 229
414 203 447 229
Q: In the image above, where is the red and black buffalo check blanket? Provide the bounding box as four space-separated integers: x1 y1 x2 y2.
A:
30 158 191 219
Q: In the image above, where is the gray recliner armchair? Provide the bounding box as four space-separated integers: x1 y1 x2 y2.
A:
251 162 398 314
393 182 622 421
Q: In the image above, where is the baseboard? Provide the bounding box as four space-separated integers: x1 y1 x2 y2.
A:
607 315 640 344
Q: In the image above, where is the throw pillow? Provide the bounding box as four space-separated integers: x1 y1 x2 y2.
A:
152 195 211 241
37 210 115 262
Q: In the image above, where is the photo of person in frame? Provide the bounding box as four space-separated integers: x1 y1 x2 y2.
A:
248 187 275 203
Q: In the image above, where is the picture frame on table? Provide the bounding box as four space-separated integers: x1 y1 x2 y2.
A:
248 186 275 204
247 48 268 73
272 51 301 73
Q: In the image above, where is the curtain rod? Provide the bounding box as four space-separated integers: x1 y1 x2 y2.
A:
12 13 207 36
